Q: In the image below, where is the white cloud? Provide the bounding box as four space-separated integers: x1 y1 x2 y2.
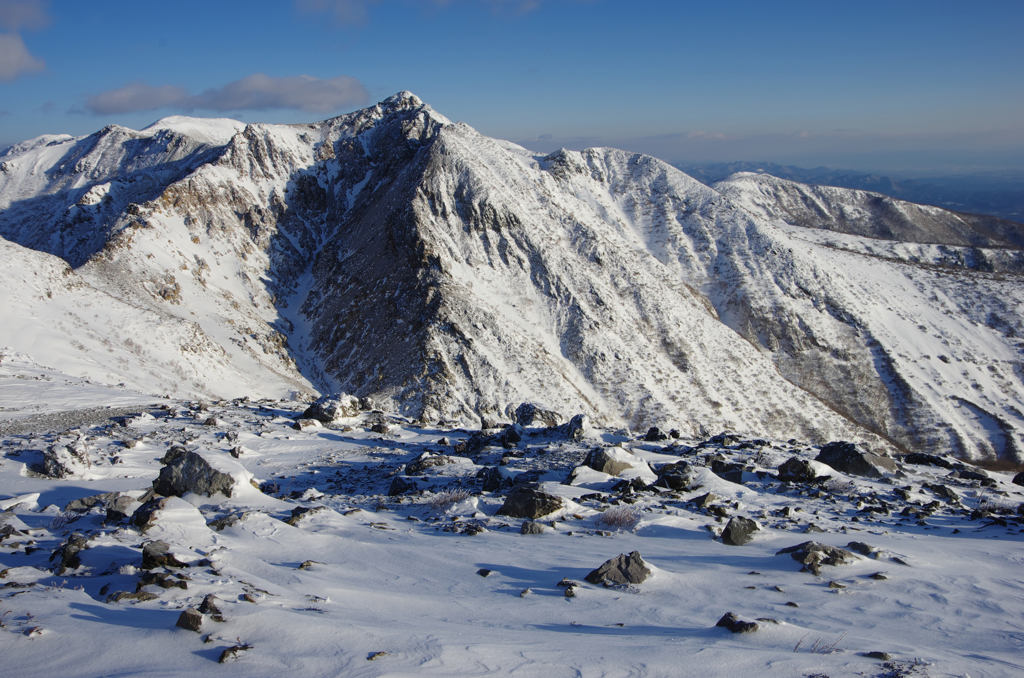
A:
85 74 370 115
295 0 570 25
0 0 50 32
85 81 190 115
0 31 43 80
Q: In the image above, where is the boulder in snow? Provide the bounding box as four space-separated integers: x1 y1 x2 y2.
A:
152 450 236 498
815 441 896 479
301 393 360 423
776 541 859 575
514 403 562 428
584 551 651 586
721 516 759 546
496 486 563 519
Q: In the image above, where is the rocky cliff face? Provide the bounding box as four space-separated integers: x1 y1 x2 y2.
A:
2 93 1022 461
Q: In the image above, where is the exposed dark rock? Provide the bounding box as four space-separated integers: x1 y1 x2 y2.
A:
776 541 859 575
136 571 187 591
711 459 746 484
815 441 897 478
514 403 562 428
520 521 544 535
497 487 563 519
388 476 418 496
776 457 820 483
902 453 954 468
846 541 876 557
862 652 893 661
292 419 322 431
302 393 360 423
689 492 719 509
477 466 510 492
106 590 159 603
370 422 390 434
284 506 326 526
141 540 188 569
643 427 668 442
1011 471 1024 487
407 455 453 475
64 491 121 512
716 612 759 633
583 447 635 476
51 532 89 575
583 551 651 586
219 643 253 663
924 483 960 502
565 414 589 441
500 424 525 447
199 594 223 620
41 442 89 478
160 446 189 465
153 451 236 498
721 517 759 546
104 495 137 523
656 462 696 490
476 568 493 577
129 497 169 532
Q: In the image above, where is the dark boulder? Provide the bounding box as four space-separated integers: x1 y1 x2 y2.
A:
407 455 453 475
776 457 819 483
565 414 590 441
153 451 236 498
477 467 510 492
64 491 121 512
514 403 562 428
711 460 746 484
776 541 859 576
583 448 636 476
51 532 89 575
141 540 188 569
520 521 544 535
1012 471 1024 487
655 462 696 490
496 486 563 519
175 608 203 632
301 393 360 423
902 453 954 469
716 612 759 634
584 551 651 586
643 427 668 442
388 476 418 496
815 441 896 479
130 497 169 532
721 517 759 546
500 424 526 447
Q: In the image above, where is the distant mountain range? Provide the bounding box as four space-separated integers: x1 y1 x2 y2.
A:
675 161 1024 223
2 94 1023 462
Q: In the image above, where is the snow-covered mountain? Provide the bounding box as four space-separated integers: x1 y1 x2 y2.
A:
2 93 1022 461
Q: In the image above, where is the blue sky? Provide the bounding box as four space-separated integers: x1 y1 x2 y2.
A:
1 0 1022 173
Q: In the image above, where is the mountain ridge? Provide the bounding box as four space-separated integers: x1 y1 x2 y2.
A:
2 93 1022 461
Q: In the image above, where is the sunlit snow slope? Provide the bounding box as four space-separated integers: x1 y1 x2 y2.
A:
1 93 1022 460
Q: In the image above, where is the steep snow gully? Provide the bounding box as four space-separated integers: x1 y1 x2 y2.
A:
1 92 1023 462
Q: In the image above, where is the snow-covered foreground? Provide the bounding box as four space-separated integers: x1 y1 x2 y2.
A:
2 357 1023 678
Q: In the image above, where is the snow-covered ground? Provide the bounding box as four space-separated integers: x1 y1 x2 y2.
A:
2 358 1022 678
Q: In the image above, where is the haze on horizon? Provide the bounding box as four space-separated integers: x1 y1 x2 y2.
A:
0 0 1022 176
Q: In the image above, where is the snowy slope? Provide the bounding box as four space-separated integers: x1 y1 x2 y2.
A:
1 93 1023 460
1 373 1022 678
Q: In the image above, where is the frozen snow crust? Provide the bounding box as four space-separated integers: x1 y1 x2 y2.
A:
1 92 1023 462
1 372 1023 678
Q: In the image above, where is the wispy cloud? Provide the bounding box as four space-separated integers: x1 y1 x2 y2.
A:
0 0 48 81
0 32 42 80
296 0 572 26
85 74 369 115
0 0 49 31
